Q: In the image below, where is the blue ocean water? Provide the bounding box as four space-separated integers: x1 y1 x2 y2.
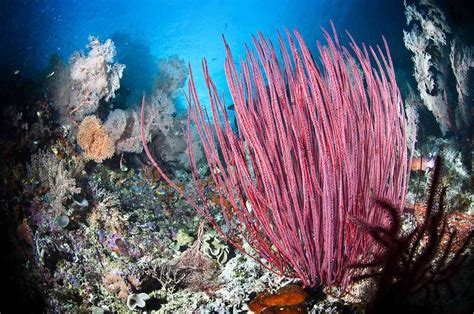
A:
1 0 408 110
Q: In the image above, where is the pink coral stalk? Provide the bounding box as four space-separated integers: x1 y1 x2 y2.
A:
141 22 412 289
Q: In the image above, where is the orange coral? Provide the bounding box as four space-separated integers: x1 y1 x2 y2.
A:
102 272 129 302
77 115 115 162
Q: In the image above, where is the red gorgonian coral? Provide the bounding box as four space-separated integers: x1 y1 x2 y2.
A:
141 22 413 290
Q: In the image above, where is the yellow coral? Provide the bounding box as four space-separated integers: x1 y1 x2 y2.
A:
77 115 115 162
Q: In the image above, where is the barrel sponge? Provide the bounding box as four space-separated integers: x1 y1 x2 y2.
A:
77 115 115 162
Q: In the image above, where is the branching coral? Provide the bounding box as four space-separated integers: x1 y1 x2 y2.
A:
100 56 201 169
68 36 125 120
88 181 126 235
449 39 474 130
89 181 120 211
47 36 125 123
27 149 80 215
154 56 189 97
404 0 473 135
404 0 452 134
100 90 174 155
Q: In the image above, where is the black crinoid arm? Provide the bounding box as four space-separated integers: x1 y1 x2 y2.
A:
349 156 474 313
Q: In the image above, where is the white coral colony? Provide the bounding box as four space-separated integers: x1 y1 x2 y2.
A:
126 293 150 311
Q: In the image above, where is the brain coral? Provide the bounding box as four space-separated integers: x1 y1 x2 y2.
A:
77 115 115 162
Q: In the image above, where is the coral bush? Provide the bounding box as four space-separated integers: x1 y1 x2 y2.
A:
147 56 204 170
403 0 473 135
449 39 474 130
47 36 125 123
146 88 203 171
99 105 156 155
77 115 115 162
27 149 80 215
104 108 128 143
98 55 203 169
142 24 413 289
403 0 452 134
154 56 188 97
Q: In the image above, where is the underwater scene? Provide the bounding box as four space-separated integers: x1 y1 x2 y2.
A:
1 0 473 313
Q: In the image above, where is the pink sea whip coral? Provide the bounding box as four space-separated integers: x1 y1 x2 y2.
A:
141 23 413 290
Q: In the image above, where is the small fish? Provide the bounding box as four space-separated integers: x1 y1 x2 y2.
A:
227 104 235 110
14 70 20 75
50 146 59 155
157 188 167 195
46 71 55 78
61 124 71 136
411 157 435 172
73 198 89 207
115 238 129 255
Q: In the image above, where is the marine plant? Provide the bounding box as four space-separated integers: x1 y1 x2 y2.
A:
141 23 413 290
349 156 473 312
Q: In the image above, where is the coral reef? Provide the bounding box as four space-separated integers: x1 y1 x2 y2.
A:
408 137 472 214
1 11 472 313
